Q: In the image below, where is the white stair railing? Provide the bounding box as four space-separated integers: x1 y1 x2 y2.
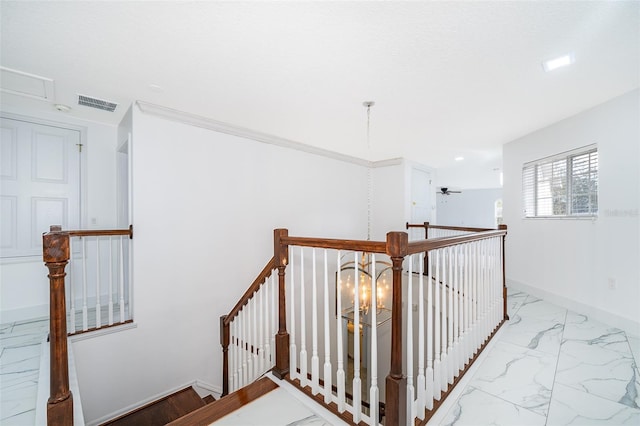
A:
220 226 507 425
287 246 391 426
66 231 133 335
223 261 279 394
406 234 505 423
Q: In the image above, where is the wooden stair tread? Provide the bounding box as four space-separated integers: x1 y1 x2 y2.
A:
101 387 205 426
167 377 278 425
202 395 216 404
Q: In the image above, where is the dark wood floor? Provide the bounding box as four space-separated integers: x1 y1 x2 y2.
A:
100 386 208 426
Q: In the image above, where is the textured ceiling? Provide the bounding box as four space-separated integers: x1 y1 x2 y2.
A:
1 1 638 185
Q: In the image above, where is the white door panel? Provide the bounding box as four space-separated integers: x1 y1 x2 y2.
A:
0 118 80 258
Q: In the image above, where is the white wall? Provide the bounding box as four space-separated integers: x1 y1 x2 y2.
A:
71 105 369 423
371 161 406 240
0 104 118 322
371 160 436 241
503 89 639 333
437 188 502 229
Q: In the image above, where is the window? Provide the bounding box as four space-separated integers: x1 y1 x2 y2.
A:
523 146 598 217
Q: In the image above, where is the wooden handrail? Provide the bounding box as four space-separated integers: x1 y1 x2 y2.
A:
281 236 386 253
223 257 276 324
406 221 494 233
68 224 133 238
407 229 506 254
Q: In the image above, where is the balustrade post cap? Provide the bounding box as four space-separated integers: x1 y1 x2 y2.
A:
50 225 62 232
385 231 408 258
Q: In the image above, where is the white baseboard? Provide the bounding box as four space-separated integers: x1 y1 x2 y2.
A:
0 304 48 323
85 378 222 426
507 279 640 337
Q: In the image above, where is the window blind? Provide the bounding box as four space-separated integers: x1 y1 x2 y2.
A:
522 145 598 218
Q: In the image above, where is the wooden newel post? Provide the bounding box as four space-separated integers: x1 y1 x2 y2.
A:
220 315 230 396
423 222 429 275
272 228 290 379
498 224 509 321
385 231 408 426
43 225 73 426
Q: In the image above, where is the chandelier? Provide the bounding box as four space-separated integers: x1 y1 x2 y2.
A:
337 252 393 327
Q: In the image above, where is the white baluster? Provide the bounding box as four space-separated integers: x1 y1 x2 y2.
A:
96 237 101 329
369 254 379 426
482 239 488 343
263 275 271 369
462 243 468 363
407 256 415 421
235 318 241 390
494 237 499 326
82 237 88 331
119 236 126 323
271 274 277 365
127 235 133 321
452 244 459 372
323 249 332 404
457 244 464 371
426 251 434 409
499 237 504 321
474 241 480 353
441 248 448 391
336 250 346 412
245 302 252 383
448 246 454 383
234 319 239 392
237 315 243 388
496 237 501 325
311 249 319 394
244 307 249 386
289 247 297 380
252 294 258 381
69 238 76 334
352 251 361 423
468 242 474 354
433 248 441 400
108 237 114 326
416 252 426 419
299 247 308 387
258 283 265 375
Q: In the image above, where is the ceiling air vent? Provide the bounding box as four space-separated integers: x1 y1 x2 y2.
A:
77 94 118 112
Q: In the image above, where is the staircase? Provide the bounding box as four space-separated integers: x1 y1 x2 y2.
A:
43 223 508 426
100 387 212 426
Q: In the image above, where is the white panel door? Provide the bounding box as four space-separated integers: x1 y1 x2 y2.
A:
0 117 81 258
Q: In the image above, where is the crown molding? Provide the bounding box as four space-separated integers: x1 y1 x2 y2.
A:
371 157 404 168
136 101 372 167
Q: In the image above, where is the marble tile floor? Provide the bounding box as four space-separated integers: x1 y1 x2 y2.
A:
0 317 49 426
432 289 640 425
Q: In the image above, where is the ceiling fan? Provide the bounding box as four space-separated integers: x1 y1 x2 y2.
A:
437 187 462 195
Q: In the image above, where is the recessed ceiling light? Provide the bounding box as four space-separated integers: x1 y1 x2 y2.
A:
542 53 574 72
455 156 464 161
